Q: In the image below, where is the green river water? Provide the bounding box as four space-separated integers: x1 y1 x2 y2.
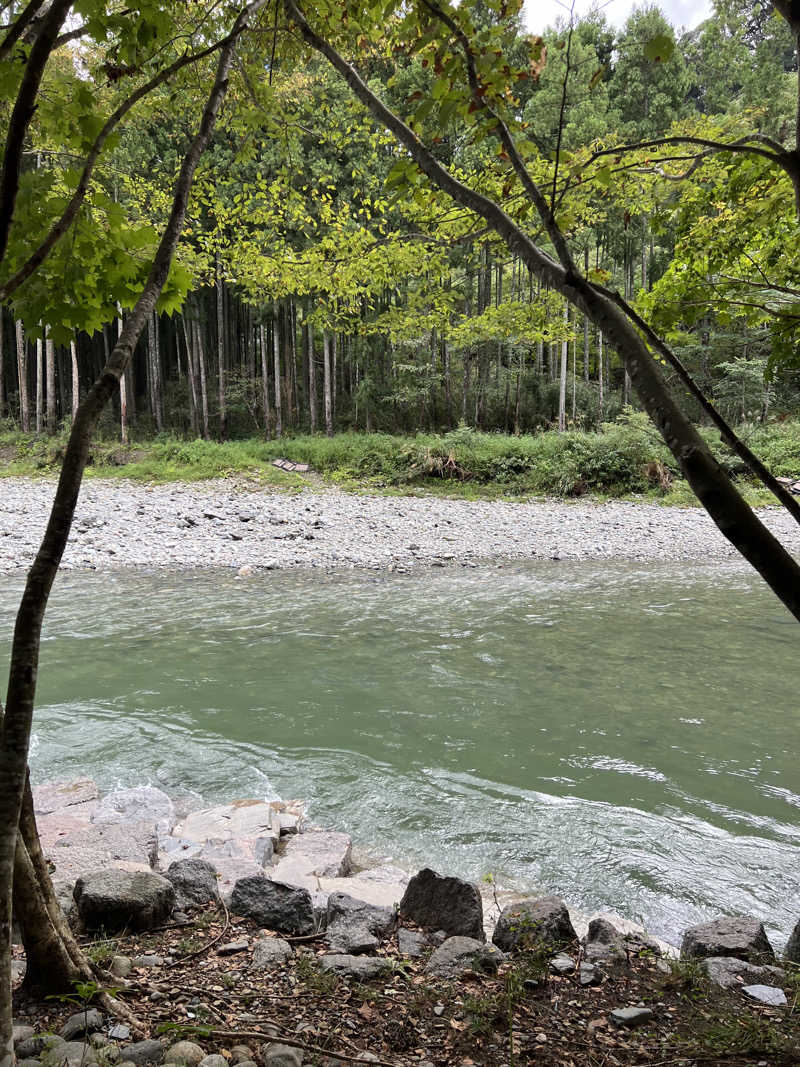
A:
2 560 798 948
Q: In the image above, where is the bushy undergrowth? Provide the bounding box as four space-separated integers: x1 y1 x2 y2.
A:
3 414 800 503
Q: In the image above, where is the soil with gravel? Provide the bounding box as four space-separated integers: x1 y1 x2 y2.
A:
1 478 799 574
12 904 800 1067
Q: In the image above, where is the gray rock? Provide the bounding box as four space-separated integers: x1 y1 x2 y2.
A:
785 919 800 963
609 1006 655 1028
89 1036 111 1051
701 956 785 989
424 936 505 977
197 1057 228 1067
550 954 575 975
228 1047 254 1064
74 870 174 932
320 954 393 980
19 1059 44 1067
60 1008 104 1040
131 955 165 968
681 916 775 962
118 1041 166 1066
324 892 395 955
108 1026 131 1042
48 821 159 884
15 1037 47 1059
12 1026 35 1048
742 984 788 1006
165 859 220 911
492 896 576 953
164 1042 206 1066
584 917 661 965
397 928 428 957
580 962 602 986
251 937 293 970
92 787 175 833
399 868 483 941
110 956 133 978
230 877 314 936
261 1045 301 1067
41 1041 98 1067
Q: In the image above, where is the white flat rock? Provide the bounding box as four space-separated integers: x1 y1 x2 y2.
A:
270 830 352 888
173 799 280 849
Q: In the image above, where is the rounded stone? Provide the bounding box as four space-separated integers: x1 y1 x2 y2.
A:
164 1043 206 1067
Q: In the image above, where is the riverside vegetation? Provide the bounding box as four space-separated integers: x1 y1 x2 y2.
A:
3 416 800 506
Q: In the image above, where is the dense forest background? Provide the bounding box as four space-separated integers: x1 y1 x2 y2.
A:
2 0 799 451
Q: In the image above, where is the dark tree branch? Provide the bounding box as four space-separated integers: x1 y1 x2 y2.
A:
0 0 72 268
0 0 46 62
284 0 800 624
0 35 233 302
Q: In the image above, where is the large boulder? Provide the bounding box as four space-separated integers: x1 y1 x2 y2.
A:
229 876 314 936
492 896 576 953
399 868 483 941
425 936 505 977
785 919 800 963
74 870 175 932
324 892 396 954
681 916 775 962
165 859 219 911
92 787 175 834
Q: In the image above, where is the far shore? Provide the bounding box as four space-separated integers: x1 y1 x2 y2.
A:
2 476 799 574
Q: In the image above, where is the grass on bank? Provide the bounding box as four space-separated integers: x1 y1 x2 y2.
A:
2 412 800 506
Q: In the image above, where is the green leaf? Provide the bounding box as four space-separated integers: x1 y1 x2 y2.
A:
644 34 674 63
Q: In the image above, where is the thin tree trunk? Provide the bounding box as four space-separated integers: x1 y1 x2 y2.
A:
558 306 568 432
180 315 198 437
216 254 227 440
307 317 317 432
0 316 4 419
45 332 55 433
259 321 272 436
322 330 333 437
35 334 42 433
70 339 79 420
193 319 210 440
273 301 282 438
598 329 604 422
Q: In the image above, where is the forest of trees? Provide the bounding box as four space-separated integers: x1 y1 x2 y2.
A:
2 0 800 444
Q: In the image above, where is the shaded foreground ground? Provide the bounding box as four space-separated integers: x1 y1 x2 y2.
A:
13 904 800 1067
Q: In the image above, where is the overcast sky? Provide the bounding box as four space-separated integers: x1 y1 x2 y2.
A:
523 0 713 33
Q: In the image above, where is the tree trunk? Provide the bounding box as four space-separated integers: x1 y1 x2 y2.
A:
70 339 79 420
0 315 4 419
216 255 227 440
272 301 282 438
558 306 568 432
16 322 29 432
322 330 333 437
0 13 255 1060
193 319 210 440
307 317 317 431
35 334 42 433
45 332 55 433
259 322 272 436
180 315 198 437
598 329 604 423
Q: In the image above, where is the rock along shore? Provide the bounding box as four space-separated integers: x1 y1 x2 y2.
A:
2 478 800 573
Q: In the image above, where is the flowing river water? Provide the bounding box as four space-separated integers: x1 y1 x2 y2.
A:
2 560 798 948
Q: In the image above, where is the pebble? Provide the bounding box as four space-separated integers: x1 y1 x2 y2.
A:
2 481 797 574
610 1006 655 1028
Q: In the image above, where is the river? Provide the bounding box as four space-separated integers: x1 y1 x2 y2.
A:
2 560 798 948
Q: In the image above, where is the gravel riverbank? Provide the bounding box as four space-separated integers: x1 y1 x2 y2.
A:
2 477 799 572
